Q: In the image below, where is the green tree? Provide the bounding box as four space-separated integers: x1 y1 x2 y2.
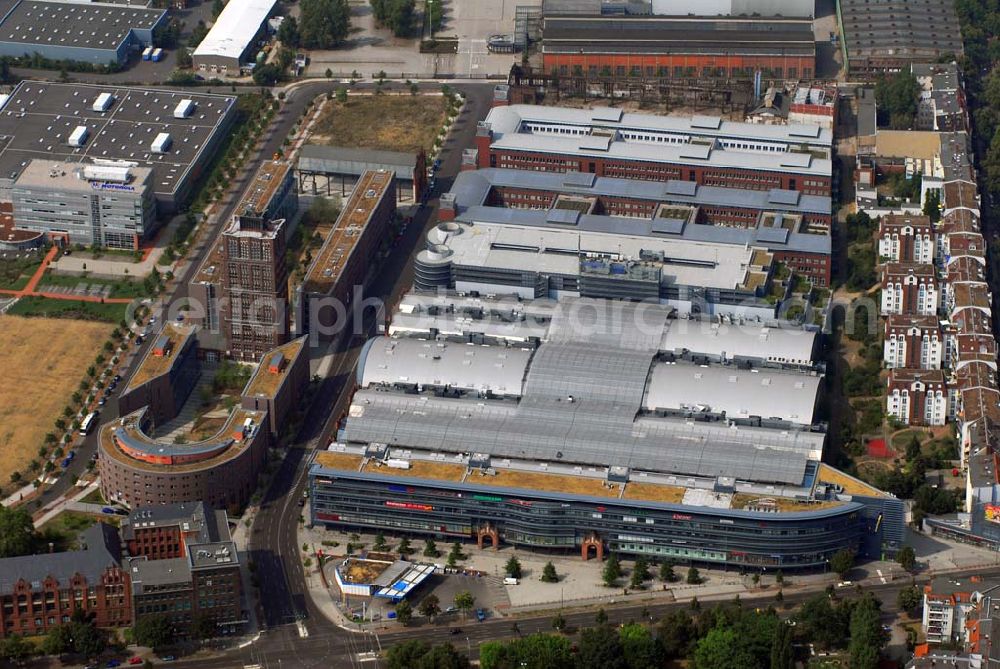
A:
848 594 884 669
686 566 702 584
252 63 283 86
133 614 174 649
371 0 416 36
299 0 351 49
385 640 470 669
373 531 388 551
603 553 622 586
798 594 851 650
578 624 626 669
595 607 608 625
71 620 107 658
874 70 920 129
398 536 413 556
423 538 439 557
0 634 33 663
454 590 475 617
620 622 662 669
658 609 694 658
42 624 74 655
418 593 440 619
336 86 348 103
552 612 566 632
897 585 921 613
0 506 33 557
922 190 942 222
541 561 558 583
897 545 917 572
394 599 413 626
480 633 574 669
659 561 678 582
277 16 301 47
770 622 794 669
191 613 216 640
630 556 649 589
505 555 522 579
211 0 225 16
693 627 755 669
830 548 855 579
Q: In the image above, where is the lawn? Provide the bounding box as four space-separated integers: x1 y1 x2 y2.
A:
890 428 931 449
36 511 100 551
37 271 150 299
80 487 106 505
310 94 449 155
7 296 129 323
0 316 111 485
0 252 43 290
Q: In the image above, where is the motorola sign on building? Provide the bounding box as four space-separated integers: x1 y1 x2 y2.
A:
11 160 155 249
0 82 236 239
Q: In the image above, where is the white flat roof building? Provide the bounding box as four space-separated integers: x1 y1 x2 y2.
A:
192 0 276 71
643 363 821 424
386 290 820 370
484 105 833 156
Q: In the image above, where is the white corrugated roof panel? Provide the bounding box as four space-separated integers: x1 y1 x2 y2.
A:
193 0 277 61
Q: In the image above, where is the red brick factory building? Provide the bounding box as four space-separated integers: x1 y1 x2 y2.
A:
472 105 833 196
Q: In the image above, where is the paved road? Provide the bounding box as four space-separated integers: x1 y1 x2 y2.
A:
168 565 988 668
244 79 495 637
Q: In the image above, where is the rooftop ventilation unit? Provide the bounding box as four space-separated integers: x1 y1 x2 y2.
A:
151 132 172 154
173 99 195 119
68 125 88 147
92 92 114 112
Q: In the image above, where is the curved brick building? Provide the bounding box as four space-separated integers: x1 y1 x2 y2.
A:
99 327 307 512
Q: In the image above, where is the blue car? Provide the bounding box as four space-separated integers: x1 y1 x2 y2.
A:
106 660 121 668
476 608 486 622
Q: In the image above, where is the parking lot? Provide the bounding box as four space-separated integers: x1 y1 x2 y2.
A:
304 0 535 78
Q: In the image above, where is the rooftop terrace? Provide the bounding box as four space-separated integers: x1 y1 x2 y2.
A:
102 406 262 472
466 467 620 497
302 169 394 295
126 323 194 391
243 338 304 398
235 160 292 217
817 463 888 498
363 458 467 482
193 238 226 285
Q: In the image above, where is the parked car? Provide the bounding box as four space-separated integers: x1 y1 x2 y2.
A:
128 658 143 665
106 661 121 668
101 507 115 514
476 609 486 622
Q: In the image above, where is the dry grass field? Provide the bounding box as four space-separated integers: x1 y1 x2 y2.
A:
310 95 449 154
0 316 110 486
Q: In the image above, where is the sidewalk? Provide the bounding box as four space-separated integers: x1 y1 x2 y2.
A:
297 509 374 632
33 480 98 526
228 508 261 638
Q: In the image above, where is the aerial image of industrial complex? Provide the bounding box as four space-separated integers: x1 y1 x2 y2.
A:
0 0 999 666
